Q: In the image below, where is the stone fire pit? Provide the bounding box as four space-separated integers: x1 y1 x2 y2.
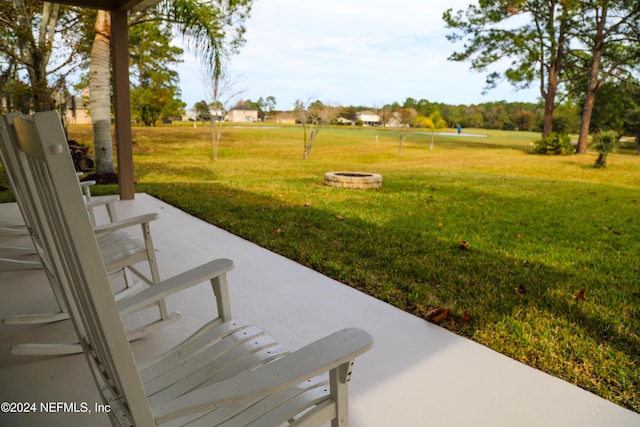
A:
324 171 382 189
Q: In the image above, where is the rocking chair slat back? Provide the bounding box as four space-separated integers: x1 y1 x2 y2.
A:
12 111 154 421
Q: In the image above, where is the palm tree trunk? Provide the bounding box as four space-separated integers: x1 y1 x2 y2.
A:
89 10 115 174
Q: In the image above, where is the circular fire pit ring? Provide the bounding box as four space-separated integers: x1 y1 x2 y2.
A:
324 171 382 190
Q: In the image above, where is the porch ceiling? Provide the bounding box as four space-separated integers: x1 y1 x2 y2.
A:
50 0 160 10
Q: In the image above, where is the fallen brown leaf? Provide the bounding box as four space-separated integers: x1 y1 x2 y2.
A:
461 310 473 326
515 285 526 296
272 228 284 234
459 241 470 250
575 288 586 301
336 215 344 220
426 307 451 324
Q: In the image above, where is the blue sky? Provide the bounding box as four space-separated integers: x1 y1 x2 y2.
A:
176 0 541 110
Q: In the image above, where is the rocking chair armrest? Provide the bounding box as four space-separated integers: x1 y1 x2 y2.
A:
92 212 159 233
78 180 96 187
153 327 374 424
118 258 235 316
84 195 119 210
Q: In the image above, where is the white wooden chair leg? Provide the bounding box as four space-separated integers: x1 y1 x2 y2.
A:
331 361 354 427
211 274 233 322
140 221 169 320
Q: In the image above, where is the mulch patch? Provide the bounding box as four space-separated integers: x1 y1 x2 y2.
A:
81 172 119 185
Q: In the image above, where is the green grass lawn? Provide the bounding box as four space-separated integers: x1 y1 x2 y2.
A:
2 123 639 412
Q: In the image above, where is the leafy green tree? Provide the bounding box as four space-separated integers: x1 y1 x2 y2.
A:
482 101 511 130
620 82 640 151
438 103 465 128
552 101 581 134
416 110 448 150
194 100 211 123
245 96 276 120
464 106 485 128
264 95 276 116
129 21 185 125
402 97 418 110
0 1 90 113
339 106 357 122
444 1 579 136
511 109 534 131
587 79 640 151
568 1 640 153
587 81 633 134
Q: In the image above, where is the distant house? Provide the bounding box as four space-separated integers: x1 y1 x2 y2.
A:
386 112 403 128
183 109 197 122
65 105 92 125
62 95 92 125
265 112 296 125
183 108 224 122
336 117 355 125
210 109 225 122
355 111 380 126
227 106 258 123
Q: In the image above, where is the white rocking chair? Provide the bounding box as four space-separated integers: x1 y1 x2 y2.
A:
12 109 372 426
1 112 179 355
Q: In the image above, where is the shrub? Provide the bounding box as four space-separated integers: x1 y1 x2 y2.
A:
532 132 574 155
593 130 620 168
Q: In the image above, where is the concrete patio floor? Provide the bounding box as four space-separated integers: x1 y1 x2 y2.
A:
0 193 638 426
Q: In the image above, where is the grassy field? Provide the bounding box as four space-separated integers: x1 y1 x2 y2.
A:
2 123 639 412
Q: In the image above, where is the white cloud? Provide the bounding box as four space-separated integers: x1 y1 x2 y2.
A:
177 0 541 110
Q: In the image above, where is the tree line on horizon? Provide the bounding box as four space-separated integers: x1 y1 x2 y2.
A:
236 92 639 142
